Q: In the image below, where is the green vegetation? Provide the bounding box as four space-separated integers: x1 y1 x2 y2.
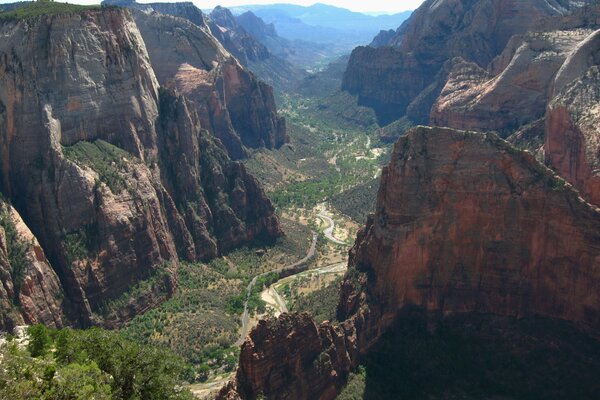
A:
0 202 31 302
95 266 172 317
62 224 98 265
121 262 240 373
63 140 132 194
336 366 367 400
0 324 194 400
287 276 341 324
120 218 313 380
330 179 379 223
0 1 103 21
228 272 280 315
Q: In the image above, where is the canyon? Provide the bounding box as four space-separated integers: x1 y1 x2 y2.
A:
0 5 283 329
218 1 600 399
1 0 600 399
221 125 600 399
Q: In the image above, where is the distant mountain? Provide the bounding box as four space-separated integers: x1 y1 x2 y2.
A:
208 6 307 90
228 3 412 48
235 9 341 71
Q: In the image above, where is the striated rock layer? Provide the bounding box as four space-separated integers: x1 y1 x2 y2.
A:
545 29 600 206
342 0 592 125
130 8 287 160
220 126 600 399
430 29 593 135
0 8 281 328
0 199 65 331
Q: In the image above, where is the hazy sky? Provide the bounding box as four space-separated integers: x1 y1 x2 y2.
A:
0 0 425 13
193 1 425 13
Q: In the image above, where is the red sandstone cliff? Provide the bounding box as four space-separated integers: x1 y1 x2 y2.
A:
0 200 64 331
220 126 600 399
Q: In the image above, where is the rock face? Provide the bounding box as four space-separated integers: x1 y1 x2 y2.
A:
430 29 593 135
427 5 600 207
351 126 600 329
237 11 277 41
0 200 64 331
224 314 353 400
208 6 271 66
342 0 592 125
133 10 287 157
102 1 288 158
0 8 281 328
207 7 305 92
545 29 600 206
221 126 600 399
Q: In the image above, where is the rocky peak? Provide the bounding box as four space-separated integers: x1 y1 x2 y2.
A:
237 11 278 40
210 6 238 30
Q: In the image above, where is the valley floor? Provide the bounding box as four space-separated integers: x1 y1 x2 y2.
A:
118 91 390 397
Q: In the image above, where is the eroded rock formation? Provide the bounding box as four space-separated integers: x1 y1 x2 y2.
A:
343 0 592 125
220 126 600 399
0 200 64 331
545 29 600 205
0 7 281 328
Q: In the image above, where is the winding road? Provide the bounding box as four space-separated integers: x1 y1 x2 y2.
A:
317 211 347 245
234 231 318 346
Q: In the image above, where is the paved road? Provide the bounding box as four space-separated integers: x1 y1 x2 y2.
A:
317 212 347 245
234 231 318 346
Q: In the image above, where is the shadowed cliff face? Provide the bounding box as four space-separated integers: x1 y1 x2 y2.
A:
220 126 600 400
0 8 281 328
342 0 592 125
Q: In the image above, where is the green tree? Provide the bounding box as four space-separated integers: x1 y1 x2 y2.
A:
27 324 52 357
43 362 112 400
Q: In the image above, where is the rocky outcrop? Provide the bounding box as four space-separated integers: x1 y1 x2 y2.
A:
208 6 271 66
208 7 305 92
0 8 281 328
130 8 288 158
545 29 600 206
343 0 592 125
350 126 600 329
369 29 395 47
156 90 282 260
430 29 593 135
102 0 207 27
222 314 352 400
221 126 600 399
237 11 277 42
0 200 64 331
